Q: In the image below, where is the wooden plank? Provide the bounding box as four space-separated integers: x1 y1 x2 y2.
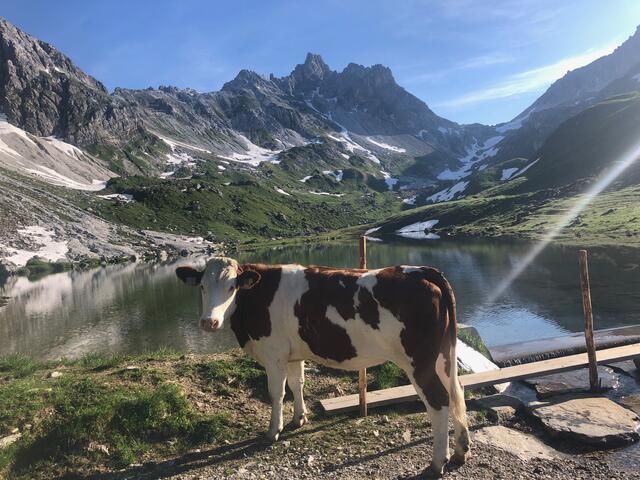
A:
320 343 640 414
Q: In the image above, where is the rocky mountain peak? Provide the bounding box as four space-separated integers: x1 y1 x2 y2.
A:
341 62 396 86
221 69 272 92
0 17 105 93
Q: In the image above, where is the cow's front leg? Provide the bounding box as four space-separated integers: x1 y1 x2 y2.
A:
265 364 287 442
286 360 307 428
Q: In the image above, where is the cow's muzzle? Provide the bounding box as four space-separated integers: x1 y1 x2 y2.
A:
200 317 221 332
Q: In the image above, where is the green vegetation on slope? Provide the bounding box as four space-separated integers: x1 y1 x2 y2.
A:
0 350 435 479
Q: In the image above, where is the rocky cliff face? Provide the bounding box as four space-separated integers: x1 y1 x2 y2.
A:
0 18 150 157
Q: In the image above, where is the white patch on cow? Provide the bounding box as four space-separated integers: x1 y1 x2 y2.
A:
435 351 450 395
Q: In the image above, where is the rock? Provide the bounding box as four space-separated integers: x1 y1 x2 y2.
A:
468 393 524 411
473 426 563 461
528 395 640 448
606 360 639 378
49 371 63 378
525 366 617 398
619 394 640 415
0 432 21 448
0 260 15 281
469 394 523 422
88 441 110 455
634 358 640 371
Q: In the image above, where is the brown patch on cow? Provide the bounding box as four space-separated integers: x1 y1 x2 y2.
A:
230 264 282 347
294 267 361 362
356 286 380 329
372 266 456 410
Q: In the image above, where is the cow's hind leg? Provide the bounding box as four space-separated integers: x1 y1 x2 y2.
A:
286 360 308 428
264 364 287 442
404 369 450 478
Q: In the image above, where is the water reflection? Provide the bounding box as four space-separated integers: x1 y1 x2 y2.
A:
1 238 638 359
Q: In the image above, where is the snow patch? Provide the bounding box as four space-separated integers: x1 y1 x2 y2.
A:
366 137 407 153
26 166 107 191
97 193 134 203
300 175 313 183
501 168 519 181
226 134 281 166
323 169 343 182
364 226 381 235
512 158 539 178
159 135 211 153
437 135 504 181
380 171 398 190
402 195 417 205
496 111 531 133
274 187 291 196
308 191 345 197
427 181 469 203
2 226 68 267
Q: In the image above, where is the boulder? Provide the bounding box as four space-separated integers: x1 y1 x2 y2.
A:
619 394 640 416
0 432 21 448
529 395 640 448
525 366 617 398
473 426 563 462
606 360 639 378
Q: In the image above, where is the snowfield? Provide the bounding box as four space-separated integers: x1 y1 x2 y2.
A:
437 135 504 181
2 226 68 266
427 181 469 203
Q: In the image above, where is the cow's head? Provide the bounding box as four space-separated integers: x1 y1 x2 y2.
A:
176 257 261 332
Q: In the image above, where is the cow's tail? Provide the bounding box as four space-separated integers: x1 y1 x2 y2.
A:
423 268 471 461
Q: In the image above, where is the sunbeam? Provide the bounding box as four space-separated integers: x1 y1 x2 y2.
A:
485 139 640 306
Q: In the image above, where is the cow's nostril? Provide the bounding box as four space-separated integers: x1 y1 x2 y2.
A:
200 318 220 331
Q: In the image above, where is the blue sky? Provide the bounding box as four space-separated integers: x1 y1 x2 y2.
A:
2 0 640 125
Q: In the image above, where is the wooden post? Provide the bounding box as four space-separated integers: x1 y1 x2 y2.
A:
579 250 599 391
358 236 368 417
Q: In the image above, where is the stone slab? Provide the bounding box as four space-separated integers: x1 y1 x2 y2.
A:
474 426 563 462
529 395 640 448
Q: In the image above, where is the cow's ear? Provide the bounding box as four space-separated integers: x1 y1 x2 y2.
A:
176 266 204 286
236 270 261 290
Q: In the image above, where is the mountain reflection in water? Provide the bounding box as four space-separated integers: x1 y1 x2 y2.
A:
1 238 638 359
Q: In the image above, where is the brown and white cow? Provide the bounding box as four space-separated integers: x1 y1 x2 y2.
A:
176 257 470 477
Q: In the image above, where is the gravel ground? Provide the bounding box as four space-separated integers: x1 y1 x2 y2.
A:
90 395 637 480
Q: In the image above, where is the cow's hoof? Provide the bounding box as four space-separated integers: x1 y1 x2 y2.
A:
423 463 444 478
265 430 281 443
451 449 469 465
290 414 308 429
